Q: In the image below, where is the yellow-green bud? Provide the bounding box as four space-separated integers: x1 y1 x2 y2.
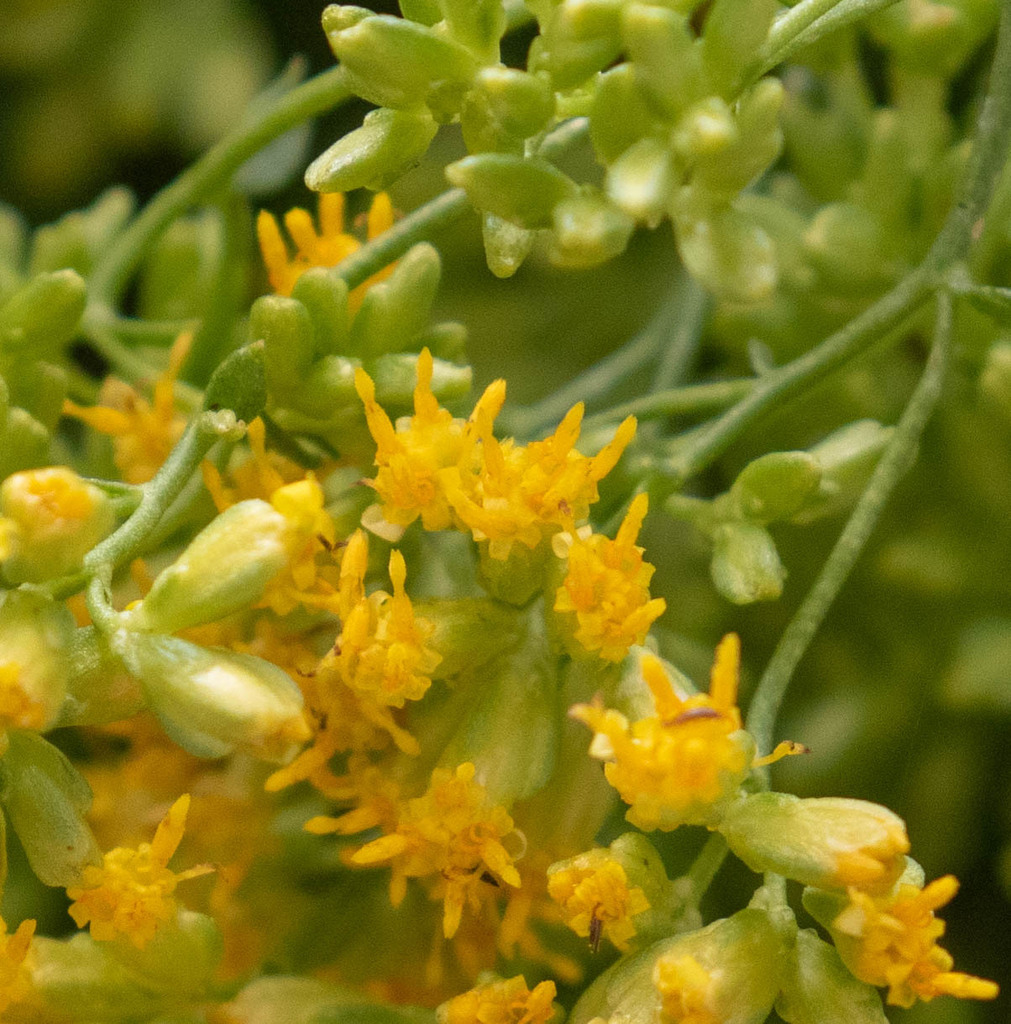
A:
710 521 785 604
0 466 114 584
0 269 86 358
0 589 74 735
720 792 910 892
120 499 292 634
57 626 144 728
113 632 310 763
606 137 676 228
726 452 822 524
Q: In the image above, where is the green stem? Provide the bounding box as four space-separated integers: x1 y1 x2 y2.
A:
82 409 244 575
746 292 952 767
86 67 351 309
686 833 730 901
583 378 754 433
334 117 591 293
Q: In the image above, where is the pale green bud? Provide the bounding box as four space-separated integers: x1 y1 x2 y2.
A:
323 7 476 110
0 730 101 886
673 97 737 161
0 407 50 479
776 928 889 1024
439 0 507 60
710 520 785 604
606 137 676 227
482 213 537 278
0 466 115 584
0 269 86 358
720 792 910 892
113 632 310 763
290 268 351 357
549 191 636 268
120 500 292 635
460 67 555 153
621 4 703 119
56 626 144 728
305 107 439 193
803 202 895 294
701 0 780 99
590 64 657 165
0 589 74 734
251 293 315 397
569 908 786 1024
369 352 473 408
445 153 579 228
726 451 822 524
29 187 134 277
221 976 408 1024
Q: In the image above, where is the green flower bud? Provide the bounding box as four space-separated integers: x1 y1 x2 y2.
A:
221 976 418 1024
0 466 115 584
720 792 910 892
532 3 624 90
673 96 737 163
121 500 292 635
461 67 555 153
591 64 658 165
290 267 351 357
0 730 101 887
369 352 473 409
0 407 50 479
793 420 894 523
416 320 469 361
446 153 579 228
710 520 785 604
113 632 309 763
349 243 442 359
305 107 439 194
323 8 477 110
726 451 823 524
803 202 895 294
251 293 316 398
439 0 507 60
300 355 361 418
203 341 268 424
56 626 144 728
9 359 67 432
621 4 703 119
401 0 441 25
675 199 777 302
570 908 786 1024
0 589 74 734
701 0 779 100
776 928 889 1024
29 187 134 277
549 191 636 268
481 213 536 278
0 269 86 358
606 137 677 227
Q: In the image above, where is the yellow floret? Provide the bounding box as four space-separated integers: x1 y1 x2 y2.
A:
438 975 557 1024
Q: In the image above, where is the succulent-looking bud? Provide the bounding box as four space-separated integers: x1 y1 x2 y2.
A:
720 792 910 892
112 632 309 763
0 466 114 584
710 520 786 604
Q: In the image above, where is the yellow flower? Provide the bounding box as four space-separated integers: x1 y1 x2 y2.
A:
323 529 441 708
553 492 666 662
830 875 999 1008
201 417 301 511
66 794 213 948
0 662 48 733
257 191 394 304
445 406 637 561
438 976 557 1024
62 332 191 484
654 954 718 1024
572 635 793 831
0 916 35 1014
356 348 506 536
546 850 650 951
350 763 522 938
303 752 403 837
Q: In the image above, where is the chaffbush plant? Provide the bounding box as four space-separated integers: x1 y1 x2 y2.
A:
1 1 1010 1022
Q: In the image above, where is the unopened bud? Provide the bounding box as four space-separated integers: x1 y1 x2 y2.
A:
710 521 785 604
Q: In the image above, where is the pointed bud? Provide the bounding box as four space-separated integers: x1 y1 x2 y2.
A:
726 452 822 524
606 137 677 228
710 521 785 603
549 191 636 269
0 269 86 358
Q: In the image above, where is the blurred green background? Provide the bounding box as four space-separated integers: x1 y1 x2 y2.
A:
2 2 1010 1021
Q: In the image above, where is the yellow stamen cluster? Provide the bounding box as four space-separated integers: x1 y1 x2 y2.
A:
653 954 718 1024
257 191 395 302
546 850 650 951
571 635 757 831
323 529 441 708
62 332 191 484
201 417 301 510
0 916 35 1014
831 876 999 1008
66 794 212 948
0 662 46 733
438 975 557 1024
350 762 522 938
553 492 667 662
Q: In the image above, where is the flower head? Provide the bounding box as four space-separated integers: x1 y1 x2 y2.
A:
554 492 666 662
571 635 758 830
62 332 191 484
830 875 999 1007
66 794 213 948
257 191 394 303
438 976 557 1024
547 848 650 951
350 763 522 938
356 348 506 535
445 407 637 561
0 916 35 1014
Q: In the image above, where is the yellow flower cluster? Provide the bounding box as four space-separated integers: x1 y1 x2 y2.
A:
438 975 557 1024
0 916 35 1015
66 794 212 948
348 762 523 939
0 662 46 734
654 954 717 1024
831 875 1000 1007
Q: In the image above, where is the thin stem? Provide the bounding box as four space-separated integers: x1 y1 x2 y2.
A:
82 410 243 574
583 378 753 433
746 292 952 766
334 118 591 293
86 67 351 308
687 833 730 901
